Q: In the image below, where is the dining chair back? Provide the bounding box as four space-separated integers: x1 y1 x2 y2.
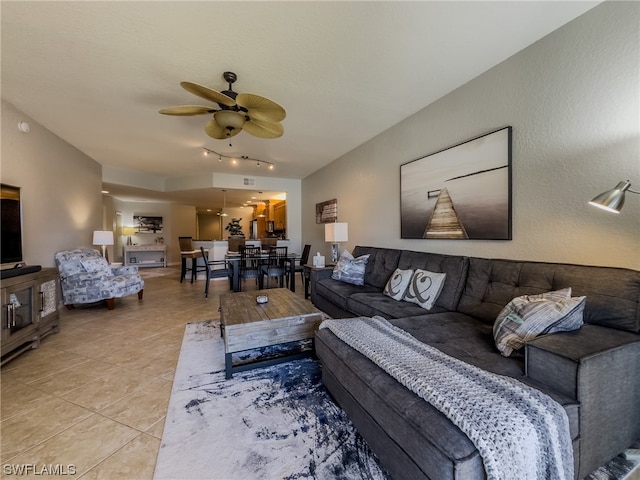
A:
200 246 228 298
238 245 263 291
228 237 246 253
294 244 312 287
262 246 288 288
178 236 194 252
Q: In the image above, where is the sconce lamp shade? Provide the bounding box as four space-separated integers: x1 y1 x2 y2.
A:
93 230 114 246
325 223 348 243
589 181 631 214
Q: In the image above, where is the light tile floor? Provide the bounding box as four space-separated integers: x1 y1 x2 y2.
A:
1 268 306 479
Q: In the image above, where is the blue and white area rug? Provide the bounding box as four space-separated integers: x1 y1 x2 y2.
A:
154 321 639 480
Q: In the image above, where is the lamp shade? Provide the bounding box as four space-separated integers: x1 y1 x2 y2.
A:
122 226 137 235
214 110 246 130
325 223 348 243
93 230 114 246
589 181 631 214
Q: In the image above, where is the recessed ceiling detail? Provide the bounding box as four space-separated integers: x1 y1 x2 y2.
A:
160 71 286 141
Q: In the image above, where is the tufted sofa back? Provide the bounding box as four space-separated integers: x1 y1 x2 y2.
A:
352 246 401 289
457 257 640 333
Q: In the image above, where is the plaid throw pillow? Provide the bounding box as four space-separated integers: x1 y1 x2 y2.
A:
493 288 585 356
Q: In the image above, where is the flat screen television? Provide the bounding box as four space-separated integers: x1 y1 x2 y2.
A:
1 183 24 267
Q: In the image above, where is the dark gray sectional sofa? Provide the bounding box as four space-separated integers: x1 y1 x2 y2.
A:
311 246 640 480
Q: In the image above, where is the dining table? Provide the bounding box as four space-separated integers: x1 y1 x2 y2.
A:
225 251 300 293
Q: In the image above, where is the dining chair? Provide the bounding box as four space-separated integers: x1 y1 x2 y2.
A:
178 236 206 283
293 244 311 286
261 246 288 288
238 245 263 291
199 246 228 298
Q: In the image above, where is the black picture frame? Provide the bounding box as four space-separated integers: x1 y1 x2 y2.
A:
134 215 163 233
400 126 512 240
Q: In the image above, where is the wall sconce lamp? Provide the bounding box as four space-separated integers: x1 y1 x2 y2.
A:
589 180 639 214
93 230 114 261
325 222 348 264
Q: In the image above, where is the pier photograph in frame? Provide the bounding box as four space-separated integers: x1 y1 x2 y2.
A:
400 127 512 240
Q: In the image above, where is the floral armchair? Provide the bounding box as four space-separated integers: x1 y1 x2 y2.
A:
54 248 144 310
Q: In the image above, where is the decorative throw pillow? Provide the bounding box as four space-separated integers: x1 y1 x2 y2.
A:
80 257 114 277
493 288 585 357
331 250 370 286
383 268 414 301
403 269 446 310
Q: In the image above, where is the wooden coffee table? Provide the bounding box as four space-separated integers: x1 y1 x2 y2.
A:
219 288 323 378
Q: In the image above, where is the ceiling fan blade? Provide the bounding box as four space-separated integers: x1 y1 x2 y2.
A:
181 82 236 107
159 105 216 116
243 118 284 139
205 118 241 140
236 93 286 123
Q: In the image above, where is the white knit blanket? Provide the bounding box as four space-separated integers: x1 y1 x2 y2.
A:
319 316 574 480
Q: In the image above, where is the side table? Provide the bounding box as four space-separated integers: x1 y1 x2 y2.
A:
303 264 334 300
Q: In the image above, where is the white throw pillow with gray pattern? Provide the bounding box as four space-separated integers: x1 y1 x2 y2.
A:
493 288 585 357
383 268 414 301
331 250 370 286
403 269 446 310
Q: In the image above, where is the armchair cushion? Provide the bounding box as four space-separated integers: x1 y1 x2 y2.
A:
80 257 114 277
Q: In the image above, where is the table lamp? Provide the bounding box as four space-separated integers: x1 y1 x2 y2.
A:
325 222 348 264
93 230 114 261
122 226 136 245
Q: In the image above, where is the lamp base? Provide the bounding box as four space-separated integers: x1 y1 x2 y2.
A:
101 245 109 263
331 244 340 264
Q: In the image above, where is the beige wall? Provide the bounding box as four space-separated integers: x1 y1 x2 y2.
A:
302 1 640 270
111 199 197 265
1 100 103 267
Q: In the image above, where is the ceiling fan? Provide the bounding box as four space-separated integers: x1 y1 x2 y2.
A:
159 71 286 140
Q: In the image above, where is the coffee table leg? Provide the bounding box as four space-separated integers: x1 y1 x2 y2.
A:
225 352 233 379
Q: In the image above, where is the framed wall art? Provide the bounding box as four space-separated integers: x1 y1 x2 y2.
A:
400 126 512 240
316 199 338 224
134 215 163 233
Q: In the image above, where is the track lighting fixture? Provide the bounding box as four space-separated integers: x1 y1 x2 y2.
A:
203 147 275 170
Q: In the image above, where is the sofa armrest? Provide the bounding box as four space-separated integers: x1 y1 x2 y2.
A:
309 266 334 305
525 324 640 477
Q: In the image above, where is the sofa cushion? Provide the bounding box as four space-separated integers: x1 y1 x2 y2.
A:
493 288 585 356
331 250 370 286
403 269 446 310
397 250 468 311
353 246 402 289
315 278 380 312
347 292 450 319
316 319 579 480
383 268 413 301
458 258 640 333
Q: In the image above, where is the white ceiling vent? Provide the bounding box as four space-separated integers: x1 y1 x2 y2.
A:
243 177 256 187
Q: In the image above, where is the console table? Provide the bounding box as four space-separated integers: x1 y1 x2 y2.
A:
124 244 166 268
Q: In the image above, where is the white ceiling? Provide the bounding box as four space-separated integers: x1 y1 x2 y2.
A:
2 1 599 209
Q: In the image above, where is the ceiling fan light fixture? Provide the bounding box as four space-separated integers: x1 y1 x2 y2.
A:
214 110 246 134
161 72 285 141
